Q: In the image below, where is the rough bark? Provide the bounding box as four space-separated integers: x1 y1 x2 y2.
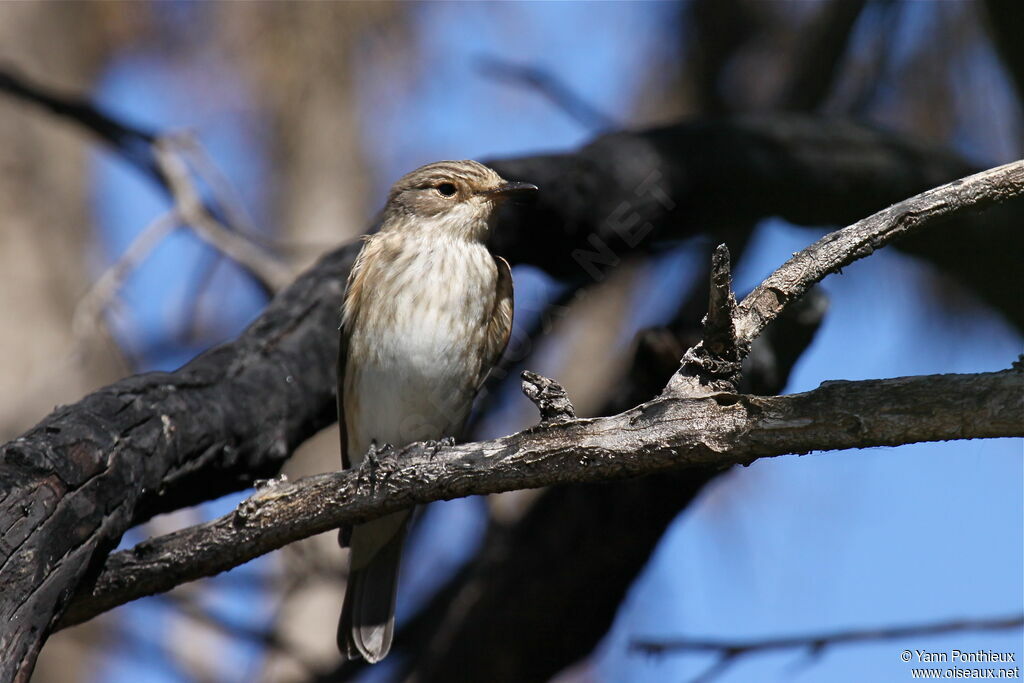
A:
0 245 353 681
400 294 827 683
58 367 1024 630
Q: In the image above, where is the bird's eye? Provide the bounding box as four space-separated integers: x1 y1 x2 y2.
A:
436 182 457 197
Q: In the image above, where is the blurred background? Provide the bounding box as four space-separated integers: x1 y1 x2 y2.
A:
0 1 1020 682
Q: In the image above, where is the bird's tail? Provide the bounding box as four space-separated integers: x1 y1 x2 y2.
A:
338 511 410 663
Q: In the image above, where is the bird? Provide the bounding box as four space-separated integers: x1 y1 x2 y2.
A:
336 160 537 663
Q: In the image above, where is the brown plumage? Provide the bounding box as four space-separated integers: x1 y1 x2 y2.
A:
336 160 534 662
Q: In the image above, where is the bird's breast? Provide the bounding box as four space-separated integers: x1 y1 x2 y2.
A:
343 238 498 457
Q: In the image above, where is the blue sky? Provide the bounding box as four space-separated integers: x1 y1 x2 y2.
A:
87 2 1021 681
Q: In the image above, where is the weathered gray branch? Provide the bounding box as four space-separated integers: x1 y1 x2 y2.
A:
667 161 1024 399
60 367 1024 629
733 160 1024 347
1 74 1022 680
56 158 1024 640
676 159 1024 393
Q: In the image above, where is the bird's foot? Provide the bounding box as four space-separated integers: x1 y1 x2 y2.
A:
360 441 393 493
422 436 456 460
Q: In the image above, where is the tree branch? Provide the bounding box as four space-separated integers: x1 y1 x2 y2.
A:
1 93 1021 679
632 614 1024 683
477 56 615 131
61 366 1024 629
733 160 1024 347
402 296 831 683
154 138 293 293
0 244 356 682
670 160 1024 396
632 613 1024 656
682 243 742 388
777 0 868 111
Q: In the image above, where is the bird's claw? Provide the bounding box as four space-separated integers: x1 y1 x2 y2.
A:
360 441 393 493
422 436 456 460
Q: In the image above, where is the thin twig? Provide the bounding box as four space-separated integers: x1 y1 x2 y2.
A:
154 138 293 293
632 614 1024 683
633 614 1024 655
732 160 1024 349
71 211 180 343
477 55 616 131
681 243 742 387
0 67 161 183
520 371 576 423
670 160 1024 396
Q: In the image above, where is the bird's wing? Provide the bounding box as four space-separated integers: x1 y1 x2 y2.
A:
337 238 373 472
337 322 351 471
478 255 514 389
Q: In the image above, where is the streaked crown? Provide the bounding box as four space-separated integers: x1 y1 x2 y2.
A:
381 160 537 240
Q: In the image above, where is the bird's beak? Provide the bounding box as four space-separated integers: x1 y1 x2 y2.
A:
485 181 539 200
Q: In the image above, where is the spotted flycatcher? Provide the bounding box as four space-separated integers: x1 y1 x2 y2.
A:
336 160 536 662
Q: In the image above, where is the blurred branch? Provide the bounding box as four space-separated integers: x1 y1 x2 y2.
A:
0 67 161 183
633 614 1024 683
158 592 316 673
777 0 868 111
982 0 1024 105
682 0 760 114
173 134 260 235
58 366 1023 631
154 138 293 293
487 116 1024 330
477 56 615 131
71 211 180 343
0 68 289 297
70 138 290 357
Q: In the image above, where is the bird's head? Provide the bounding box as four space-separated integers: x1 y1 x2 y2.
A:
382 160 537 242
